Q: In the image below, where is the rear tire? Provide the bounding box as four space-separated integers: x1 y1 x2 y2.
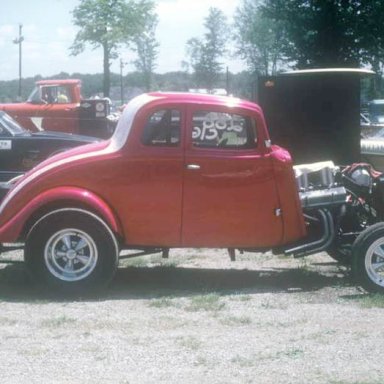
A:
25 209 119 295
352 223 384 293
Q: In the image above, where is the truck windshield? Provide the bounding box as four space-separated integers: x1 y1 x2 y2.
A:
27 86 41 103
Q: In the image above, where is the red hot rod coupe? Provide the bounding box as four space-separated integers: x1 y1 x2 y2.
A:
0 92 383 293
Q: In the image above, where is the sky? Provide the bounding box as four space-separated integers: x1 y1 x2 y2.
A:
0 0 245 81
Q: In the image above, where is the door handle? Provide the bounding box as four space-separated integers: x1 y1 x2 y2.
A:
186 164 201 170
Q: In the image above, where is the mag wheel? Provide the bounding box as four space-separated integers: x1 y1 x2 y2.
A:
44 228 98 282
352 223 384 293
25 209 119 294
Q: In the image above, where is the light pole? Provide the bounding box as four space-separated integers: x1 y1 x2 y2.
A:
13 24 24 100
120 58 126 105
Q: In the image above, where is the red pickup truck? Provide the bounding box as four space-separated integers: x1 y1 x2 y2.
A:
0 92 383 294
0 79 115 139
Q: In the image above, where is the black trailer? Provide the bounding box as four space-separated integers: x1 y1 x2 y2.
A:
256 68 374 165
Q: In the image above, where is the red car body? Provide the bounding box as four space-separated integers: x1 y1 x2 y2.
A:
0 92 323 294
0 92 305 248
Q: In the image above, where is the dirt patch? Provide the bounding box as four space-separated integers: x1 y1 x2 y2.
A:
0 249 383 384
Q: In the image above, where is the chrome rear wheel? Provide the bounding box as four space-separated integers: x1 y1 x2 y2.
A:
26 209 119 294
44 229 98 282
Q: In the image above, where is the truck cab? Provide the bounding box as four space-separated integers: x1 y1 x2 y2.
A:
0 79 113 138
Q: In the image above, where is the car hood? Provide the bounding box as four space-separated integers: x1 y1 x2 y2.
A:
30 130 99 142
0 102 37 113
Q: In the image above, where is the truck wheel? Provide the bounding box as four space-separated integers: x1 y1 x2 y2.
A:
25 209 119 294
352 223 384 293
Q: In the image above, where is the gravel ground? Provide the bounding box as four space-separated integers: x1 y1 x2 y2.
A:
0 248 383 384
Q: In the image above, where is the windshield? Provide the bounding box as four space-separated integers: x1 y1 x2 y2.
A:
0 111 26 135
27 85 41 103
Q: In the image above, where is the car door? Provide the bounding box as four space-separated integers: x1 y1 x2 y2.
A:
37 85 79 133
118 106 185 246
182 106 283 248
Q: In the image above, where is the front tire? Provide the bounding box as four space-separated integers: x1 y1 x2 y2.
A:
352 223 384 293
25 209 119 294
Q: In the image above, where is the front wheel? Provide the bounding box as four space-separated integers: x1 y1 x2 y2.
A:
25 209 119 294
352 223 384 293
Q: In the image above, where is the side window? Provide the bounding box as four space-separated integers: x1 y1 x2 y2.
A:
56 86 71 103
41 86 56 104
142 109 181 146
192 111 257 149
41 86 72 104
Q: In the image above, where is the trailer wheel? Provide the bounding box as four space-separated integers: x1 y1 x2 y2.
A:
25 209 119 294
352 223 384 293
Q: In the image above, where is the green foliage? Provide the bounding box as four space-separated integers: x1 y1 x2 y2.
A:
186 7 229 89
131 13 159 91
70 0 155 97
0 69 260 104
261 0 384 71
233 0 286 75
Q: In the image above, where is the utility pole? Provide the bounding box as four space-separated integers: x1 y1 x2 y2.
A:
13 24 24 100
226 66 229 95
120 58 125 105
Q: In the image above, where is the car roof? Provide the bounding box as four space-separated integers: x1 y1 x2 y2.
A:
146 92 263 113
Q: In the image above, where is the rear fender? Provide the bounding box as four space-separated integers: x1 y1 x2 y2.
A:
0 187 122 242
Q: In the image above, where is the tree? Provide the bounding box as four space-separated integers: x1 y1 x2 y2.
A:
132 14 159 91
357 0 384 96
71 0 155 97
186 7 229 90
233 0 286 76
261 0 384 69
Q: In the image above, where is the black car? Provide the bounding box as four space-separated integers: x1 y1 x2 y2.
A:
0 111 99 182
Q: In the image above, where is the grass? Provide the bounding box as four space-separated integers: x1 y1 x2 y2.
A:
253 347 305 362
148 296 179 309
347 293 384 308
220 315 252 326
359 294 384 308
229 293 252 302
297 259 313 275
0 316 17 326
330 381 384 384
148 293 228 313
230 355 255 367
260 299 288 310
185 293 225 312
176 336 202 351
277 347 305 359
41 315 77 328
